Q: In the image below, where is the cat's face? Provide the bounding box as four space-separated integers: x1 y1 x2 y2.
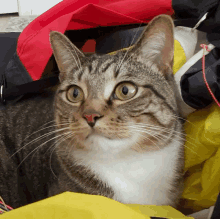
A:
50 15 179 153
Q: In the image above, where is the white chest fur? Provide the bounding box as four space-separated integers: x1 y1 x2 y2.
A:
72 135 182 205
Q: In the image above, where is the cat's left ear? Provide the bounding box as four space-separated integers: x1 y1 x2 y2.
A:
132 14 174 71
49 31 85 81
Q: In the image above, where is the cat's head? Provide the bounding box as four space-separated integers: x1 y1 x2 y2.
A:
49 14 180 153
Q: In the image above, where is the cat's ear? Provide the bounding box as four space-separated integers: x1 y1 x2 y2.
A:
49 31 85 81
133 14 174 71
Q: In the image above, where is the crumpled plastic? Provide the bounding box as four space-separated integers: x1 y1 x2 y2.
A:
172 32 220 212
182 103 220 211
0 192 193 219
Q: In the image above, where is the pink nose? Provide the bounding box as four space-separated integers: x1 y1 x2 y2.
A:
83 113 102 127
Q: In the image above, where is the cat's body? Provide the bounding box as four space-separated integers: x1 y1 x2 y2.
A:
0 15 185 209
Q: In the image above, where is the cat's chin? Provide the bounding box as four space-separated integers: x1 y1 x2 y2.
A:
85 132 111 140
84 133 137 153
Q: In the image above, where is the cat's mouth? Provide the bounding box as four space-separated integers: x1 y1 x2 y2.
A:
85 130 111 140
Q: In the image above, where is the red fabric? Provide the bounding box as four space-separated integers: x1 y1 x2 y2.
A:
17 0 173 81
81 40 96 53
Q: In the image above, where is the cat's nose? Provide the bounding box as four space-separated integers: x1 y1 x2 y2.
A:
83 112 103 127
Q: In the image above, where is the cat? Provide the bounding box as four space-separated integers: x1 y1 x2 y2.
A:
0 14 185 209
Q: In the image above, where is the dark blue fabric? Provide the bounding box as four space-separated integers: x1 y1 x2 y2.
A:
0 33 32 109
0 32 20 74
4 52 33 89
180 48 220 109
211 193 220 219
96 26 145 54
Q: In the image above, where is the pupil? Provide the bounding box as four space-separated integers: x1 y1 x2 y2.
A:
73 88 79 98
122 86 128 95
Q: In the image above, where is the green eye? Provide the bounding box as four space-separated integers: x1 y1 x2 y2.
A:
115 82 137 100
66 85 84 103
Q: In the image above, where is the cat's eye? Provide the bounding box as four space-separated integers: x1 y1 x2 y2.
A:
66 85 84 103
115 82 137 100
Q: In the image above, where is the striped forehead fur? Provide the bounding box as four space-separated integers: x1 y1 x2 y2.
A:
83 56 116 97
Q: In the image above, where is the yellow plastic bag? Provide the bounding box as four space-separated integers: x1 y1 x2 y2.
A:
171 35 220 212
182 103 220 211
1 192 193 219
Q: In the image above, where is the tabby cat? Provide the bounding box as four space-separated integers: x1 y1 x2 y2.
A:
0 14 185 209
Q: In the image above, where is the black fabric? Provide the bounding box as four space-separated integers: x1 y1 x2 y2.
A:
150 217 168 219
0 52 34 108
4 52 33 88
174 18 199 28
172 0 218 19
65 23 144 50
0 32 34 108
0 50 58 108
211 193 220 219
0 32 20 74
2 75 59 102
96 26 145 54
180 48 220 109
173 0 220 48
0 33 33 91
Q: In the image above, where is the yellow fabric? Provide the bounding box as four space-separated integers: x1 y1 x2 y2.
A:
1 192 193 219
181 104 220 211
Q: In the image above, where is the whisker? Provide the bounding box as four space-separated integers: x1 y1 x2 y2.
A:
17 132 72 169
30 130 71 167
128 123 199 151
40 120 55 128
168 114 196 127
49 132 73 178
129 125 164 147
44 130 71 155
73 47 83 72
134 127 166 142
129 125 201 158
155 131 202 158
66 134 76 160
121 34 170 70
128 124 188 142
23 122 71 142
120 43 141 67
11 127 70 158
138 132 161 150
121 34 155 67
127 122 192 138
132 126 173 142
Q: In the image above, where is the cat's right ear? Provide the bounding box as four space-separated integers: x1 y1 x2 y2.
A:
49 31 85 81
